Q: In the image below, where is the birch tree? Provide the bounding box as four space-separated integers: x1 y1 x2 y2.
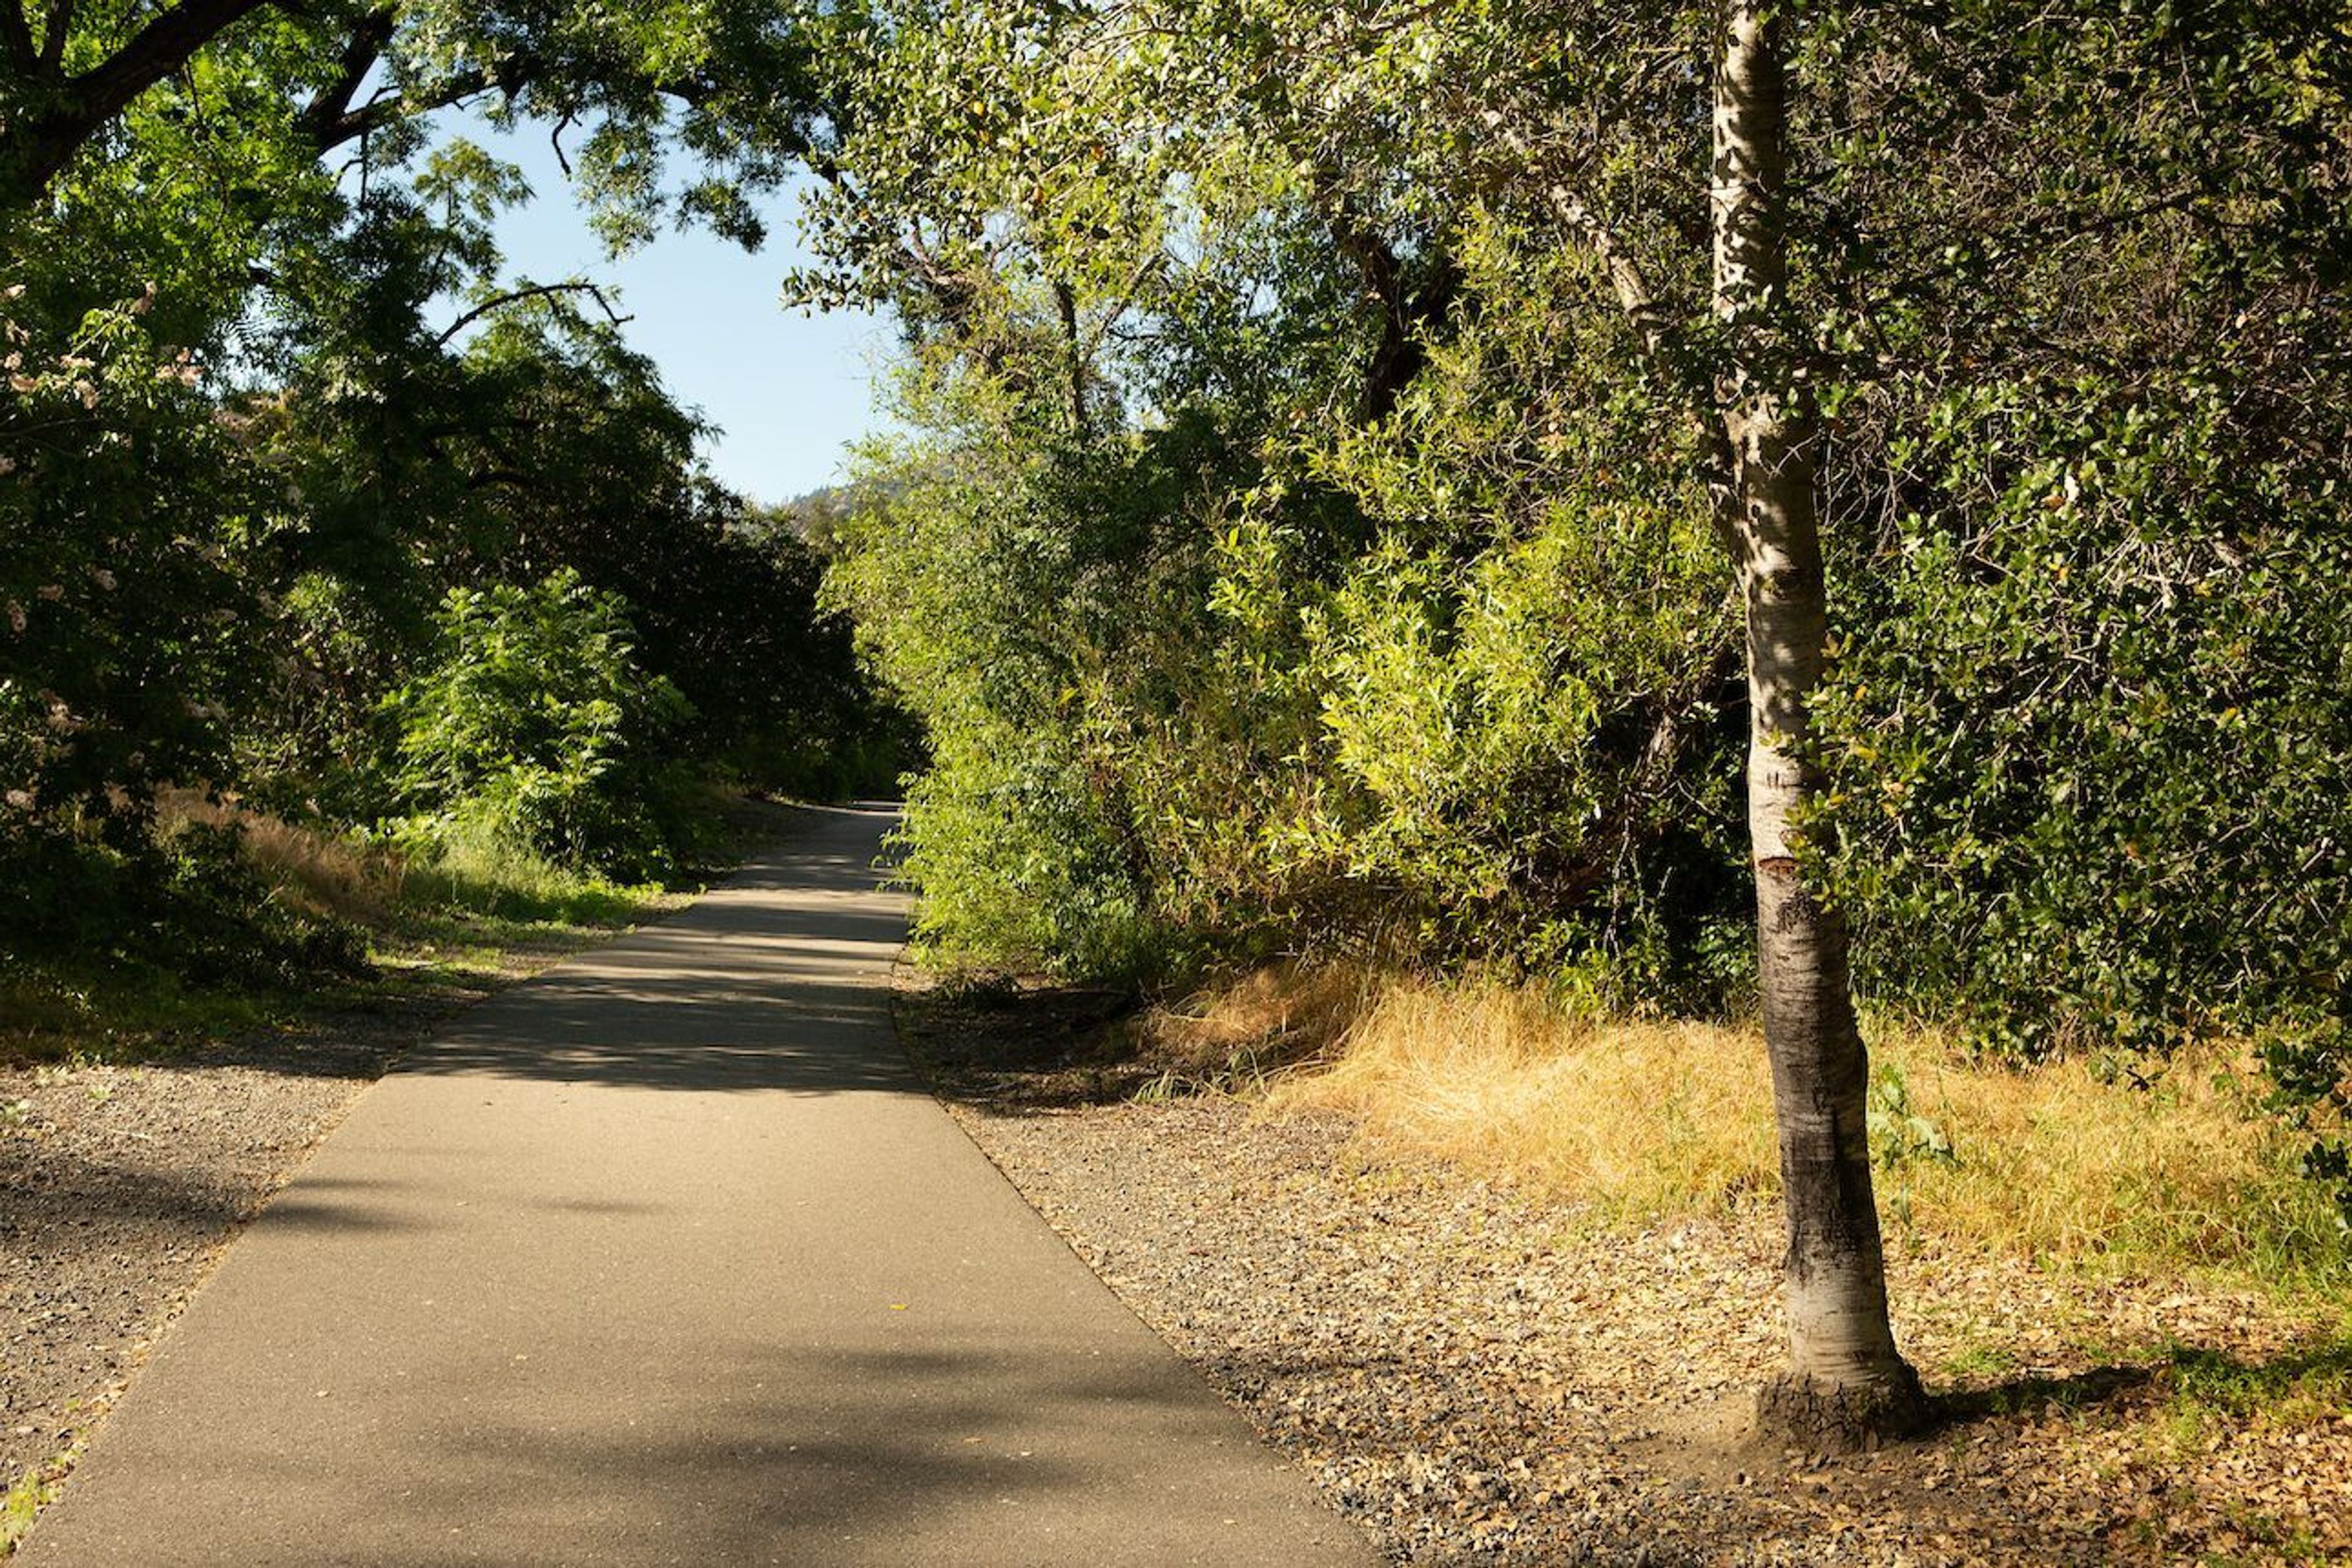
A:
1708 0 1923 1444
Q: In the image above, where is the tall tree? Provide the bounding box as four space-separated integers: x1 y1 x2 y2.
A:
1708 0 1921 1443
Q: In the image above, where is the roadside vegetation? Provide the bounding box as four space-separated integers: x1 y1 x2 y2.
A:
807 0 2352 1456
0 789 696 1067
1240 979 2346 1295
927 959 2352 1373
1 4 914 1066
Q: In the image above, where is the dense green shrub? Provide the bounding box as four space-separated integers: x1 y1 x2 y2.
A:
0 814 368 997
1812 375 2352 1210
830 400 1757 997
826 431 1178 977
0 290 268 839
1817 380 2352 1054
820 184 1758 998
380 571 703 881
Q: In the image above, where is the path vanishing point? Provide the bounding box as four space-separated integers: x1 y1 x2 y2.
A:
21 805 1372 1567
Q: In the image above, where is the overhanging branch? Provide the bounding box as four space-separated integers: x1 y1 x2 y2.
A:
4 0 278 200
432 280 627 347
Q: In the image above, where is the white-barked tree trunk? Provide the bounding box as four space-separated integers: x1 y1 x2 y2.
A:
1709 0 1927 1447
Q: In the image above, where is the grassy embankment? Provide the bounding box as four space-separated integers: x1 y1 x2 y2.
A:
0 794 727 1066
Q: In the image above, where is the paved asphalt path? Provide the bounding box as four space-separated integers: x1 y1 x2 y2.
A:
23 805 1372 1567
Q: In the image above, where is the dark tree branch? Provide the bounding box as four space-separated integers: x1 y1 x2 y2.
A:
60 0 277 135
1052 277 1086 432
36 0 68 69
432 280 626 347
309 60 504 151
311 55 731 156
1321 187 1461 423
4 0 279 200
295 6 392 150
2 3 38 69
1276 143 1463 424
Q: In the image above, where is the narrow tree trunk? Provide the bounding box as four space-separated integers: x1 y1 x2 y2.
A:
1709 0 1926 1448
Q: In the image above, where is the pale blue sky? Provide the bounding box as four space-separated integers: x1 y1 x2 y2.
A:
458 121 894 506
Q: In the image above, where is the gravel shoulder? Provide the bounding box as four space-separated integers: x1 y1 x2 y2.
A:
897 974 2352 1566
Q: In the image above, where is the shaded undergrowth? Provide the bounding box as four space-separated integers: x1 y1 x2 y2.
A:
0 792 827 1066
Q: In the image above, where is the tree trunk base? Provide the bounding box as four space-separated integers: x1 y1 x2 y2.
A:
1754 1365 1930 1452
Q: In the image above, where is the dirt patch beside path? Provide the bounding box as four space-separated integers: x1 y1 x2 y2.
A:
898 974 2352 1566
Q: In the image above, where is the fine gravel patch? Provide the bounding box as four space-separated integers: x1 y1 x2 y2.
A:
897 973 2352 1566
0 970 549 1529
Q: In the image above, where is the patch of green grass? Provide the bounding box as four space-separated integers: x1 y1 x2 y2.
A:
2165 1324 2352 1425
2198 1507 2330 1566
1 1443 78 1557
2130 1313 2352 1468
380 891 671 962
0 958 308 1064
1 1471 44 1555
1 811 683 1069
382 809 677 929
1939 1343 2021 1385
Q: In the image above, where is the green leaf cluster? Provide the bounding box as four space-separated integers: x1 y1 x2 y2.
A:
380 570 698 881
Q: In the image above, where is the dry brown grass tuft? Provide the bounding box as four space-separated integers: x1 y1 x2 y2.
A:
159 791 400 926
1869 1027 2320 1271
1267 978 1778 1218
1134 961 1374 1080
1260 970 2344 1285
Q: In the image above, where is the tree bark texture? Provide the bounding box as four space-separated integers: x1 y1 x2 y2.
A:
1709 0 1925 1447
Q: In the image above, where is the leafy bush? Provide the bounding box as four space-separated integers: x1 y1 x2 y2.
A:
1813 375 2352 1215
0 812 368 1001
0 289 266 838
380 571 704 881
825 433 1176 976
827 244 1758 1001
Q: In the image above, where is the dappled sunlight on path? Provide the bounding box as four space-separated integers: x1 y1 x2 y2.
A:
22 806 1370 1567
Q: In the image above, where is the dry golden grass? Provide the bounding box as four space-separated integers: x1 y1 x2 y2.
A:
1265 978 1778 1218
159 790 400 925
1142 961 1372 1070
1869 1027 2316 1270
1254 970 2343 1284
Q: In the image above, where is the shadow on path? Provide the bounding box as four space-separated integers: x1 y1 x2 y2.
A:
20 803 1374 1568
